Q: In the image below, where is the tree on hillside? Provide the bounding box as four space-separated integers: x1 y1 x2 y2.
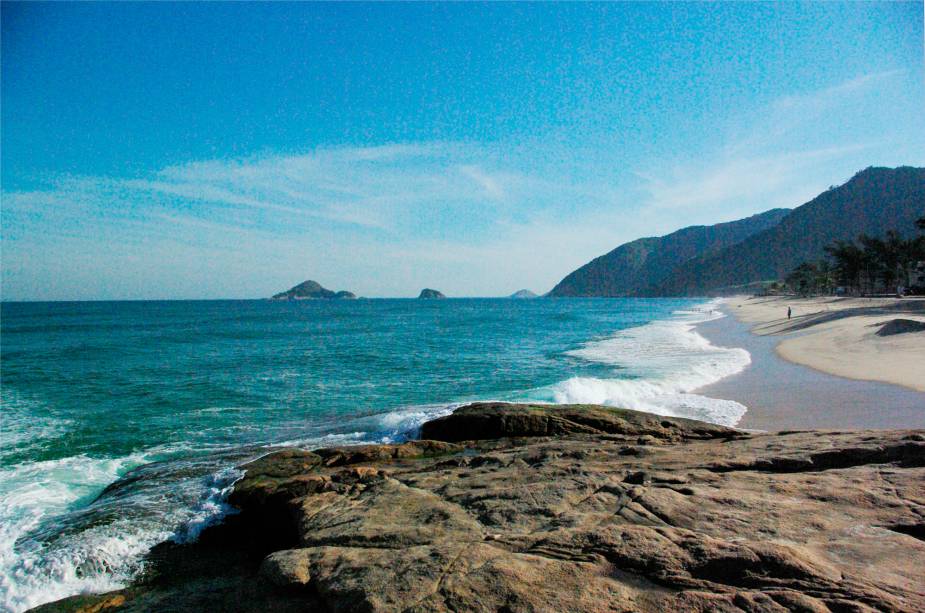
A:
796 216 925 295
862 232 910 291
824 240 865 294
785 262 819 296
814 259 837 295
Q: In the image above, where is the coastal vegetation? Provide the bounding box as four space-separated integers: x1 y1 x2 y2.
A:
784 216 925 296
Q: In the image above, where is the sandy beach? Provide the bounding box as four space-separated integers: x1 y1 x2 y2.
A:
695 297 925 431
727 295 925 392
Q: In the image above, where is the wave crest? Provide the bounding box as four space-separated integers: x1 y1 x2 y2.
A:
534 299 749 426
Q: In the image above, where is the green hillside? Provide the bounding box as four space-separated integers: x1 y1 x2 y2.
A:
548 209 790 296
650 166 925 295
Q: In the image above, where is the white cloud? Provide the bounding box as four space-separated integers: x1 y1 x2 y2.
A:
2 142 634 298
457 165 508 201
635 144 871 217
631 70 910 224
2 70 916 300
772 69 905 113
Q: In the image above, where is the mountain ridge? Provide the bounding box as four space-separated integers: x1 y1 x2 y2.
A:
649 166 925 295
549 209 790 297
551 166 925 297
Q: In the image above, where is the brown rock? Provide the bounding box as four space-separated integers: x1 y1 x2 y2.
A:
34 403 925 613
260 549 312 587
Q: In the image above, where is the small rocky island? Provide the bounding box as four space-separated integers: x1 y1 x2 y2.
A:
37 403 925 612
271 280 356 300
509 289 538 298
417 288 446 299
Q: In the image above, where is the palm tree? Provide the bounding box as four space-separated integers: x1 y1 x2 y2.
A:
786 262 818 296
814 259 836 295
824 240 865 294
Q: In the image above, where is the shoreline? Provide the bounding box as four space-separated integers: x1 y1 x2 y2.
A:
695 298 925 431
32 403 925 612
8 297 921 611
728 295 925 392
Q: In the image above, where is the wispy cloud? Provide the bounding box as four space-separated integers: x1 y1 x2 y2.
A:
772 69 905 113
635 144 871 214
725 69 905 157
2 71 915 299
632 70 908 223
2 142 633 298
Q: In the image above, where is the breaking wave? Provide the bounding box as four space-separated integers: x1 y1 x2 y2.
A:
530 299 750 426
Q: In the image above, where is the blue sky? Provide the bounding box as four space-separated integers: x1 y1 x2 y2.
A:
2 2 923 300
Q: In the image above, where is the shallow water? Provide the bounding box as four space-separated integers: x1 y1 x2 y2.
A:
695 309 925 430
0 297 748 610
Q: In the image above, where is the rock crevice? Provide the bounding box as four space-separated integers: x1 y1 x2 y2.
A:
35 403 925 613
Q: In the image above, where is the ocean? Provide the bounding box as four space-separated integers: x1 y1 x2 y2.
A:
0 297 749 611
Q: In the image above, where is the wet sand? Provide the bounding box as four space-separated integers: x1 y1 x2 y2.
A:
695 309 925 431
727 295 925 391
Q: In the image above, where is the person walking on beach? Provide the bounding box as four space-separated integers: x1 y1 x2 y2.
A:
787 306 792 320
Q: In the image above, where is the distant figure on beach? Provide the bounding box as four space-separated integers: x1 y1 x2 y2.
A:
787 306 792 320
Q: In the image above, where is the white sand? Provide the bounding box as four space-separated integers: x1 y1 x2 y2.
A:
726 295 925 392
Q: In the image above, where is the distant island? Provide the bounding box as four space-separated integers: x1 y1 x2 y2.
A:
271 280 357 300
509 289 538 298
418 288 446 299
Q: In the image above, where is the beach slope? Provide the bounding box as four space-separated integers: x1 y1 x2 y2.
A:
728 296 925 392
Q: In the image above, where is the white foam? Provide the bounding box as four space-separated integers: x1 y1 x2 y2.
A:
0 446 246 612
373 402 462 442
534 299 750 426
0 452 153 612
272 402 461 450
171 466 244 544
0 391 73 462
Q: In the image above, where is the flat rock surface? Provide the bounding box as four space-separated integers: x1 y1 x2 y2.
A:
35 403 925 612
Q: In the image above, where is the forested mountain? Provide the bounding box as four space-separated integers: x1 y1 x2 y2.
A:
649 167 925 295
550 166 924 297
548 209 790 296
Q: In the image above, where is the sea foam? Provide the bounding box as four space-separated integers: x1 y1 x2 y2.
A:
534 299 750 426
0 447 245 613
0 299 749 611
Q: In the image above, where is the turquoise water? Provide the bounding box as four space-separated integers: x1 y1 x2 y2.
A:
0 298 748 611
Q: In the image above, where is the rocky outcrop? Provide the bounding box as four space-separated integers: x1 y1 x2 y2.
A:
418 289 446 299
35 403 925 613
271 280 356 300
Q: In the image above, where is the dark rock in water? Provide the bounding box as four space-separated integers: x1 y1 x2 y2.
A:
876 318 925 336
34 403 925 612
509 289 538 298
417 288 446 299
271 280 356 300
419 402 737 443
